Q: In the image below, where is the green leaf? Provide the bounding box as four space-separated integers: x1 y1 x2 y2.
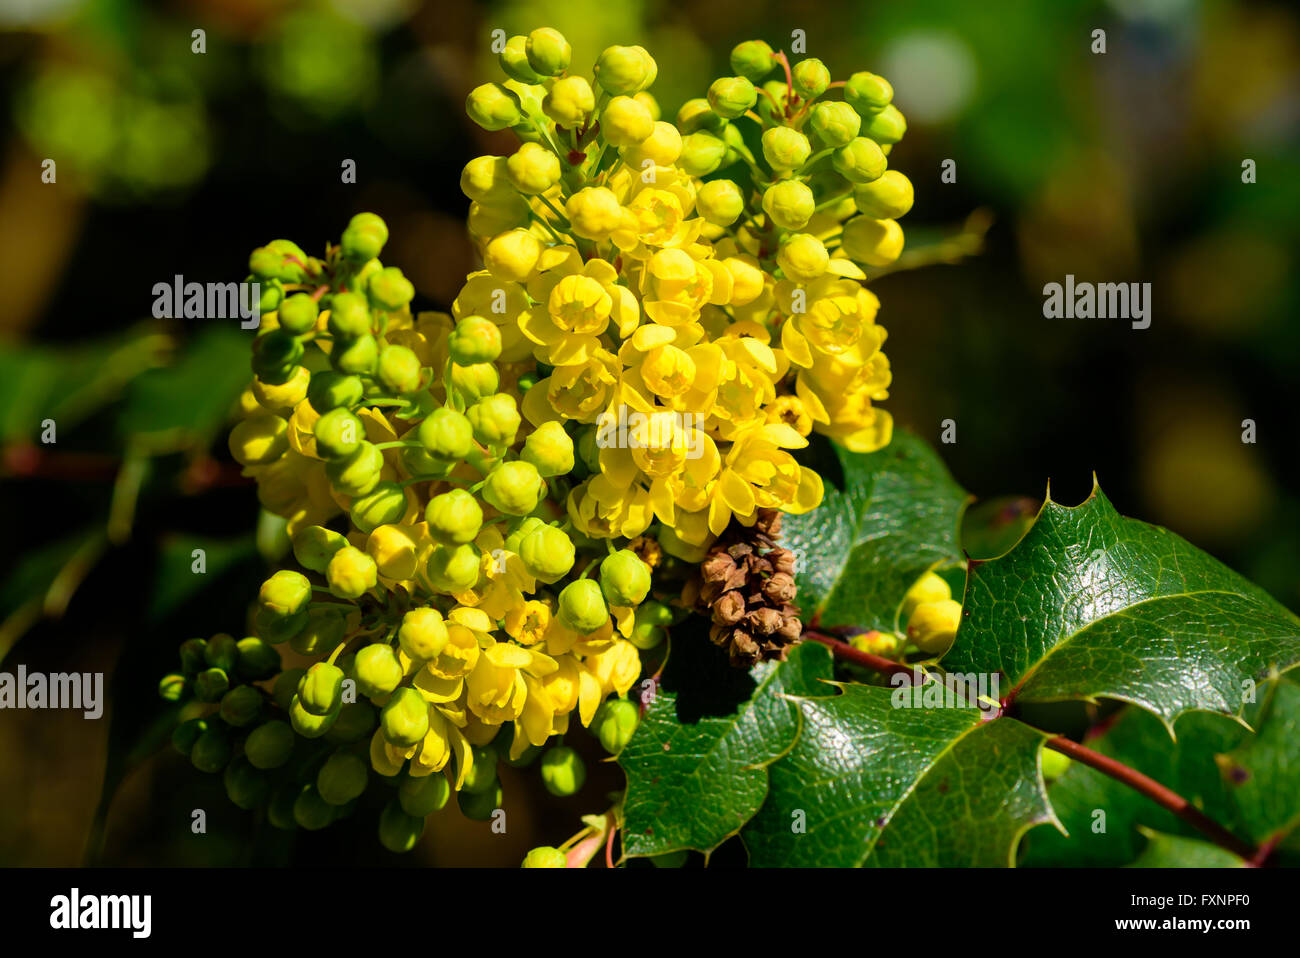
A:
944 484 1300 726
147 533 257 622
1214 677 1300 844
118 326 250 443
1021 706 1247 867
619 626 834 859
742 683 1058 866
1127 831 1245 868
785 430 969 633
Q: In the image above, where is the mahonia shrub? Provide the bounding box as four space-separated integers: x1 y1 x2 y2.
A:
161 30 913 857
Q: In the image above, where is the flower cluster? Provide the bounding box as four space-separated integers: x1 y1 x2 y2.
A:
161 29 911 856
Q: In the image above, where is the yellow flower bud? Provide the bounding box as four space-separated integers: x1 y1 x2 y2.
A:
253 367 310 413
902 571 952 621
327 545 379 600
777 233 829 283
841 216 904 267
399 607 449 660
696 180 744 226
366 523 420 581
623 120 682 168
460 155 512 203
543 75 594 130
506 142 562 195
907 598 962 655
484 228 542 282
565 187 626 241
601 95 655 148
853 170 914 220
229 413 288 466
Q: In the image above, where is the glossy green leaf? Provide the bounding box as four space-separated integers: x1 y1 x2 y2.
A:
1127 831 1245 868
785 430 969 633
742 683 1058 866
945 484 1300 725
619 629 833 858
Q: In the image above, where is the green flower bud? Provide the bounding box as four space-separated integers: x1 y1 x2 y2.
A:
249 239 307 284
325 441 385 498
290 693 340 739
350 481 409 535
906 598 962 655
593 698 639 753
558 579 608 634
461 746 499 795
376 344 422 394
499 34 542 83
1041 748 1072 781
853 169 914 220
457 781 503 821
314 407 364 460
340 213 389 263
273 669 306 711
379 799 426 851
179 638 207 676
267 783 300 830
466 82 523 131
277 293 320 335
540 745 586 796
291 606 346 657
224 756 271 810
194 667 230 703
792 57 831 98
777 233 830 282
450 362 500 403
844 71 893 116
594 44 652 95
467 393 521 446
761 127 812 172
381 687 429 748
425 543 481 593
417 407 474 460
191 724 232 773
251 329 303 381
695 179 745 226
354 643 404 698
634 597 673 632
425 489 484 545
400 773 450 816
762 180 816 230
306 371 362 412
518 525 576 584
677 131 728 177
602 95 655 148
729 40 775 82
862 104 906 145
317 750 369 805
448 315 503 365
809 101 861 148
158 673 187 702
505 141 562 195
629 624 664 650
326 291 372 339
398 607 449 661
482 460 545 516
327 544 377 599
259 570 312 620
327 701 376 744
832 137 887 183
756 80 792 123
333 333 379 375
504 516 546 553
172 717 207 756
402 445 455 479
367 267 415 312
521 421 574 477
543 75 595 130
600 549 652 607
219 684 263 727
255 606 307 645
522 846 567 868
525 27 571 76
675 97 725 134
708 76 758 120
293 784 336 830
236 637 281 682
257 278 284 314
246 720 296 770
300 661 345 716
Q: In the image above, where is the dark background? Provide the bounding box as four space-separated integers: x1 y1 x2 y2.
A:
0 0 1296 866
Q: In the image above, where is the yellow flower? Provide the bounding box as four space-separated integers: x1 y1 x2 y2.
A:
567 475 654 539
707 422 823 535
522 348 622 425
504 599 552 645
452 272 533 363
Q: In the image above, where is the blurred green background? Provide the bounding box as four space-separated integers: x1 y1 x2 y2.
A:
0 0 1296 866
